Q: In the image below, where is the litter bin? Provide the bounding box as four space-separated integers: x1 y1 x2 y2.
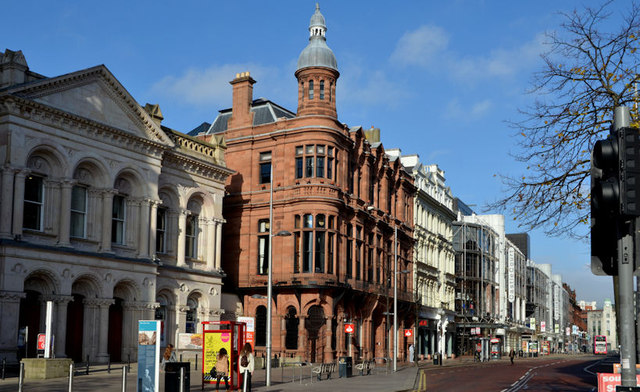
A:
432 353 439 365
165 362 190 392
338 356 352 378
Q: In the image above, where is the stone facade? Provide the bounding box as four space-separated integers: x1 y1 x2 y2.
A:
198 6 415 363
0 49 232 362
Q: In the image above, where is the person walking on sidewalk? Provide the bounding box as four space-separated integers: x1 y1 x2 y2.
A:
239 343 255 392
509 348 515 365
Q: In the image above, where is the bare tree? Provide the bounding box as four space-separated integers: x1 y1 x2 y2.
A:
491 1 640 238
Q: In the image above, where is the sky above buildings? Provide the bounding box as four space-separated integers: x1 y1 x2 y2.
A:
3 0 629 307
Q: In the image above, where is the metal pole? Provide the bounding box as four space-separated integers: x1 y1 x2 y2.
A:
18 362 24 392
108 355 111 374
68 363 73 392
121 365 127 392
2 357 5 380
614 106 637 387
86 355 89 375
195 353 198 370
266 163 274 386
393 226 398 372
179 366 185 392
636 276 640 364
619 224 636 387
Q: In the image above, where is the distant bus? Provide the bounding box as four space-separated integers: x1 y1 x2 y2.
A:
594 335 607 355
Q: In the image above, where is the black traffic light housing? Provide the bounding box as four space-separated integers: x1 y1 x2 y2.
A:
591 127 640 275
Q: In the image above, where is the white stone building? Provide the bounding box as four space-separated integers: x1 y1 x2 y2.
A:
0 49 233 362
398 153 456 359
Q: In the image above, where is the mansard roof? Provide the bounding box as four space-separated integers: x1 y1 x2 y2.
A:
195 98 295 136
1 64 174 147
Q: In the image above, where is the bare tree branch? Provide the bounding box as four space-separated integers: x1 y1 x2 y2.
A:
489 0 640 238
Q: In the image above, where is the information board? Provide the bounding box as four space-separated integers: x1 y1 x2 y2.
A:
137 320 160 392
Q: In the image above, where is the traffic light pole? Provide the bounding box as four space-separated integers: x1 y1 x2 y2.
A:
618 221 637 387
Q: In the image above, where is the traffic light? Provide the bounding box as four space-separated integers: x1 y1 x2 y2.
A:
591 127 640 275
591 130 619 276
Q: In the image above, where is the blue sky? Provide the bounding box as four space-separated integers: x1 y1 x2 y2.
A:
3 0 627 307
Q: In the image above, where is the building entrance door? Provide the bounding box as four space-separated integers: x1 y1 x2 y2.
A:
305 305 325 362
66 294 84 362
108 297 123 362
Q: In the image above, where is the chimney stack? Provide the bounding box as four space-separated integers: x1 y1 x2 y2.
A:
227 72 256 129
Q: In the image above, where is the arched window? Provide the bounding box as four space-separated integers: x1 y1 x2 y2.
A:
186 296 198 333
320 80 325 100
285 306 299 349
255 306 267 346
309 80 314 100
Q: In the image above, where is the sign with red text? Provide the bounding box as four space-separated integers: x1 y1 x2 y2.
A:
37 334 46 350
597 372 640 391
344 323 355 334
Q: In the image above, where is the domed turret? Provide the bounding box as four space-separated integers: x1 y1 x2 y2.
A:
295 3 339 118
296 3 338 72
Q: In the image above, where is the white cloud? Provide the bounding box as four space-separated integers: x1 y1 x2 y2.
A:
338 61 411 108
444 98 493 120
390 25 449 67
391 25 545 83
151 63 292 108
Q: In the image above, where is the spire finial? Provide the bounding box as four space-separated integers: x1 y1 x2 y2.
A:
316 3 320 10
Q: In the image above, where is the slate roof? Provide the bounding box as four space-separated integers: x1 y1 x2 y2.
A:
192 98 295 136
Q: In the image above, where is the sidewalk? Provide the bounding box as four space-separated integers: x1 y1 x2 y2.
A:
0 362 420 392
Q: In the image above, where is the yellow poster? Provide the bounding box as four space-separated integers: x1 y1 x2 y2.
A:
203 330 232 382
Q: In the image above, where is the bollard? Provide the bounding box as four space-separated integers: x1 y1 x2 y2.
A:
121 365 127 392
86 355 90 375
108 355 111 374
18 362 24 392
128 354 131 368
195 354 198 370
179 367 185 392
68 363 74 392
2 357 5 380
180 353 183 362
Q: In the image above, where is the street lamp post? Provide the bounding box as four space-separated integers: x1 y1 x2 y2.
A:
266 164 291 387
393 226 398 372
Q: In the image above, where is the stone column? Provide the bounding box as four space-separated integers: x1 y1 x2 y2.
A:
325 317 333 360
138 198 151 258
11 169 28 236
205 219 215 271
167 210 179 256
0 290 26 362
215 221 223 270
125 198 139 248
298 316 306 358
57 180 74 246
101 190 115 253
0 167 14 238
87 188 102 241
97 298 115 363
149 200 159 259
176 209 188 267
43 294 73 358
43 179 60 235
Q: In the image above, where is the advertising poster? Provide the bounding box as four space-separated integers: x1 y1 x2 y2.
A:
203 330 232 383
178 333 203 350
137 320 160 392
597 373 640 391
237 316 255 350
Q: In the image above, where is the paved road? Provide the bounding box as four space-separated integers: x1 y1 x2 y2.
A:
424 354 605 392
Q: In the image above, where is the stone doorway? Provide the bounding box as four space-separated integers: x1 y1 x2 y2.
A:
305 305 325 362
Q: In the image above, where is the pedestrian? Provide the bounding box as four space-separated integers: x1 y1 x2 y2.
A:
239 343 255 392
215 348 230 391
161 343 176 370
409 344 414 363
509 348 515 365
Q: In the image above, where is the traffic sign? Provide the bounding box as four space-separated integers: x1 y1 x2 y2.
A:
344 323 354 334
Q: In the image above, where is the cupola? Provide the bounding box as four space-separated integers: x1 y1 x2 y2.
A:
295 3 339 118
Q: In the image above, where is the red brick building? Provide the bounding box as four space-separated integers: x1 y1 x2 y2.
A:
198 5 415 363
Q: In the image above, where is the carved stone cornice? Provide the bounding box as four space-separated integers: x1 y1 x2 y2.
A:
122 301 159 311
209 309 225 317
83 298 115 307
178 305 191 313
0 95 168 160
163 153 233 182
0 290 27 302
40 294 74 304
